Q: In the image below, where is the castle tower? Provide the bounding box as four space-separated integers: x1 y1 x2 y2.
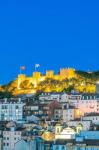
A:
46 70 54 78
32 72 41 87
67 68 75 79
59 68 68 80
60 68 75 80
17 74 26 89
33 72 41 79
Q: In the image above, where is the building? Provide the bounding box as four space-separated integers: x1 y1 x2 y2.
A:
39 92 61 102
75 94 99 115
96 82 99 94
3 125 22 150
82 113 99 124
0 136 3 150
23 103 39 117
0 98 25 122
52 143 99 150
80 130 99 140
55 124 76 140
54 108 63 121
60 93 82 103
52 142 67 150
54 104 81 122
14 139 36 150
68 120 91 130
62 105 81 122
15 137 45 150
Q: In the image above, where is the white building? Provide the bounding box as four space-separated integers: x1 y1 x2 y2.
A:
68 120 91 130
54 106 76 122
39 93 61 102
83 113 99 124
55 124 76 140
3 127 22 150
0 137 3 150
0 98 25 121
60 93 82 103
14 139 36 150
63 106 76 122
54 104 80 122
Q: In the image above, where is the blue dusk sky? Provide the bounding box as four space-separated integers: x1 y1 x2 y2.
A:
0 0 99 84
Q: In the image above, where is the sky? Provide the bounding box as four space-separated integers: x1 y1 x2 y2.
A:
0 0 99 84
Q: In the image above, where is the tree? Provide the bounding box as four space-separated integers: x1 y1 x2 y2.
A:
62 85 75 93
0 90 13 99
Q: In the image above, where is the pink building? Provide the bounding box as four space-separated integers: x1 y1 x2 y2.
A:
75 95 99 116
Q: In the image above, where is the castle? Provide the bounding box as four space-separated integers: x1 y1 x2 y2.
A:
17 68 76 89
16 68 96 95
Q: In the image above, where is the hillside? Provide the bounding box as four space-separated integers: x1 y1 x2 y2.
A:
0 70 99 96
76 70 99 81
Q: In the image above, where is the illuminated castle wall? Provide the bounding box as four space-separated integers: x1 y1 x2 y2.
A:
17 68 75 89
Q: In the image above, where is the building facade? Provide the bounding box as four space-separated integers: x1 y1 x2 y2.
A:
3 127 22 150
0 99 25 121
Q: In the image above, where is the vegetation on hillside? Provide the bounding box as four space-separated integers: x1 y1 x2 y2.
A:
76 70 99 81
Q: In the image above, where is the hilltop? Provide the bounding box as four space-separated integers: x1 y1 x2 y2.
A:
0 68 99 97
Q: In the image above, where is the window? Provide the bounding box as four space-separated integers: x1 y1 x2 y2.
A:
7 143 9 146
3 143 5 146
56 146 59 150
16 106 19 109
62 146 65 149
2 105 8 109
18 132 21 135
7 137 9 140
2 106 5 109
